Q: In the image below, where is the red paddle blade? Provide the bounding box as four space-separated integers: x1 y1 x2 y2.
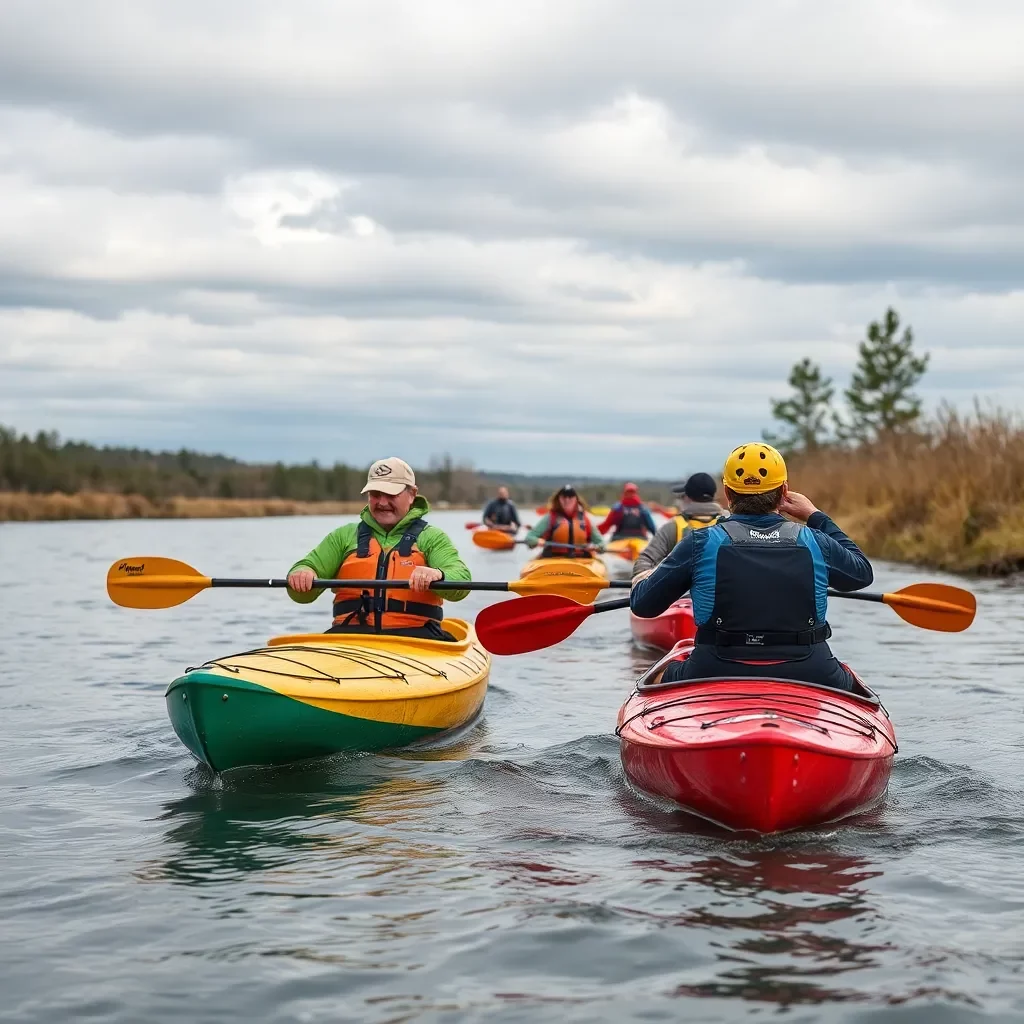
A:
475 594 595 655
464 521 481 529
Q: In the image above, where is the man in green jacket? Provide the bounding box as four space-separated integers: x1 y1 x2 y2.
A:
286 457 471 640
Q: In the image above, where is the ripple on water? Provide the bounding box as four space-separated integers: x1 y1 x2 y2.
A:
1 519 1023 1022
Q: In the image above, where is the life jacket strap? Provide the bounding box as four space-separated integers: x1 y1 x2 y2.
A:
695 623 832 647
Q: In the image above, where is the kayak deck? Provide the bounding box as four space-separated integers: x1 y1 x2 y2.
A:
166 619 490 772
617 646 897 833
630 597 696 652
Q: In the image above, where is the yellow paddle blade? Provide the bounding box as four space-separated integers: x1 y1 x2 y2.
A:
590 505 611 516
883 583 976 633
106 556 212 609
472 529 517 551
508 562 608 603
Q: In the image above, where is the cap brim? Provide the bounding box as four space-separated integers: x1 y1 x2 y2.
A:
361 481 408 495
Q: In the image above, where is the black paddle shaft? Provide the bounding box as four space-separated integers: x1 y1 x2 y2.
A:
208 578 631 592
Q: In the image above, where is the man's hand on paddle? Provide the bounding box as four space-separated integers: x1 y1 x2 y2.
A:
408 566 443 592
287 568 317 592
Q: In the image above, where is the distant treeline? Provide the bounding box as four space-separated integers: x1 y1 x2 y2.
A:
0 426 681 507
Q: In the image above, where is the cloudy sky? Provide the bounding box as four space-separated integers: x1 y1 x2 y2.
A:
1 0 1022 477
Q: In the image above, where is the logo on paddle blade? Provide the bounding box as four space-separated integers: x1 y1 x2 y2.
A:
118 562 145 575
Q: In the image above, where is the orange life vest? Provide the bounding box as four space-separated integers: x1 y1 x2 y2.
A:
542 509 594 558
331 519 444 631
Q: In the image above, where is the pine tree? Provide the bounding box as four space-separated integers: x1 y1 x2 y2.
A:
840 308 929 443
764 357 835 454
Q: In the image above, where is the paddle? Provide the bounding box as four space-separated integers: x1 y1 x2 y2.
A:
474 581 977 655
464 521 481 529
472 529 597 553
105 556 630 609
476 595 632 655
833 582 976 633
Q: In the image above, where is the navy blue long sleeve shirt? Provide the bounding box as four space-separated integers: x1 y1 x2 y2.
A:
630 510 873 621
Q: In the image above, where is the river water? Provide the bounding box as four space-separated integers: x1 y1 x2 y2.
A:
1 511 1021 1023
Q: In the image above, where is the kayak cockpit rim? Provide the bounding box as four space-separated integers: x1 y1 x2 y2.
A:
635 659 887 713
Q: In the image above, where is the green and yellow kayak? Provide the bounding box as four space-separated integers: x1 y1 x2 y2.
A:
165 619 490 773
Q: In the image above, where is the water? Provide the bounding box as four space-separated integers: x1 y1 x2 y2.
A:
1 511 1021 1022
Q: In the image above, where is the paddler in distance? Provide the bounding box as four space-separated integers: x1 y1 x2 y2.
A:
633 472 726 577
597 482 657 543
525 485 605 558
287 457 470 641
482 485 521 535
630 443 872 690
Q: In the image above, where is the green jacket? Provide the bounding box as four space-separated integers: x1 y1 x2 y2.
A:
525 511 605 551
287 497 471 603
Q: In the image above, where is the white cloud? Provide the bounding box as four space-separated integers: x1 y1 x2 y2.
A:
0 0 1022 475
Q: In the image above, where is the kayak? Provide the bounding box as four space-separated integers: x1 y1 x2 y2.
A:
606 537 648 561
617 644 896 833
630 597 696 651
519 555 608 580
165 619 490 773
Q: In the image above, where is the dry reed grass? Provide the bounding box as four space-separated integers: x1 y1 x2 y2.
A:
0 492 370 522
789 405 1024 574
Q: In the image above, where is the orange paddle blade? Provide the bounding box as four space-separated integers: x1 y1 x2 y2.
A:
883 583 976 632
472 529 517 551
509 559 615 602
106 556 211 609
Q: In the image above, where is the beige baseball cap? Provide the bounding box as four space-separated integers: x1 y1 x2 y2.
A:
361 457 417 495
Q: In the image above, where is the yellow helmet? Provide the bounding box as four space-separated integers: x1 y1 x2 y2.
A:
723 442 787 493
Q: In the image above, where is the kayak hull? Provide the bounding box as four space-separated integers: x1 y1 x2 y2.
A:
165 620 490 772
617 646 896 833
630 598 696 652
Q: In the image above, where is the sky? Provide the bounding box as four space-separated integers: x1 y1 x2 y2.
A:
1 0 1022 477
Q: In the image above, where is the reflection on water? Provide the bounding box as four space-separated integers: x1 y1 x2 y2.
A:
1 513 1022 1022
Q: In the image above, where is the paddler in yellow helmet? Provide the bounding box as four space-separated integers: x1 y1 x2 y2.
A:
286 457 471 641
633 472 726 577
630 443 873 690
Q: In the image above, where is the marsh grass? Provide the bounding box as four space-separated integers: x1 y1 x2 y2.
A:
790 405 1024 574
0 493 369 522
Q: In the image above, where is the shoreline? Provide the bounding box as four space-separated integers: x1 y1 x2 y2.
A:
4 489 1021 577
0 491 475 523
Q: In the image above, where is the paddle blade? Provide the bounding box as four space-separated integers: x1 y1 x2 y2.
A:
472 529 517 551
106 556 211 609
510 561 608 602
464 521 481 529
883 583 977 632
476 594 595 655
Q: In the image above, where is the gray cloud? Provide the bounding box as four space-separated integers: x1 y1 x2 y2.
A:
0 0 1022 474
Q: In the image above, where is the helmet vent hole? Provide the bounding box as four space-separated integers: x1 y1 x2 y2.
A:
760 451 766 459
735 468 744 477
738 451 745 460
759 468 768 477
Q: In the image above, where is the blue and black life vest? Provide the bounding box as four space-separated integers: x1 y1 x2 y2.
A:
693 518 831 648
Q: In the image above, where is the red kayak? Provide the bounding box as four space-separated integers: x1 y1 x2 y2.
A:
630 597 696 651
617 643 897 833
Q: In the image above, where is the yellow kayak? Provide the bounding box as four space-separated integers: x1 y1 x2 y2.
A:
165 619 490 772
606 537 649 562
